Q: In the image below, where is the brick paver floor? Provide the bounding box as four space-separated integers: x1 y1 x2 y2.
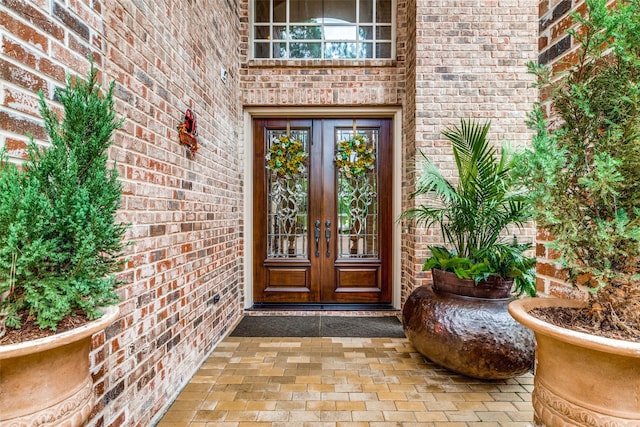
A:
157 336 534 427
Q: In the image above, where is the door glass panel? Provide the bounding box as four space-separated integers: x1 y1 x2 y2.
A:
335 129 378 259
266 129 309 258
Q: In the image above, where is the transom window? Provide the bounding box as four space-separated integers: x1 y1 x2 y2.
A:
252 0 394 60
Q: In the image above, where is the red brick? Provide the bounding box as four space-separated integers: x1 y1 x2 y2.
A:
551 14 575 41
149 225 166 236
536 227 554 241
539 35 549 51
0 10 48 51
537 260 569 281
68 32 94 59
0 59 48 94
2 38 65 82
539 0 550 17
4 137 28 159
2 0 64 40
549 280 587 300
0 111 46 140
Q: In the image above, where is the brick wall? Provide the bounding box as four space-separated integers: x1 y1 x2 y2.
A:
1 1 244 425
407 0 539 299
400 0 419 305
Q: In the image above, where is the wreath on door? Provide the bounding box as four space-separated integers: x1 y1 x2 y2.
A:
265 135 307 179
335 135 375 179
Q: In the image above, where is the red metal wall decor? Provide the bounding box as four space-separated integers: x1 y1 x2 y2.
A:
177 108 199 158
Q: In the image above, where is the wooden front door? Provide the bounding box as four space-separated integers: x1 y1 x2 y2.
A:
253 118 392 305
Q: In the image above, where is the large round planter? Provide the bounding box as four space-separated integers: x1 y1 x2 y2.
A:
509 298 640 426
403 281 535 380
0 306 119 427
432 268 513 299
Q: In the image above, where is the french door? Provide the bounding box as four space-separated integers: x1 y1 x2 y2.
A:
252 118 392 305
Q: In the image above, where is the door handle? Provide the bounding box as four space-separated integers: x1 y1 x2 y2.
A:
314 220 321 257
325 220 331 257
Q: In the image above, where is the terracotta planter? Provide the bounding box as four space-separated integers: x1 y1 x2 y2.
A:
509 298 640 426
403 279 535 380
0 306 119 426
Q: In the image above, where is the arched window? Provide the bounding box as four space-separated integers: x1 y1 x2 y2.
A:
252 0 394 60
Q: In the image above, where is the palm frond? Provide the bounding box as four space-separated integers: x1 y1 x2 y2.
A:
410 151 459 202
403 118 534 291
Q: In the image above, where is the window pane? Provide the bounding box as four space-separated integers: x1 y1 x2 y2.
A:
255 0 270 23
290 0 323 22
290 42 322 58
274 0 286 22
274 42 287 58
359 26 373 40
359 42 373 58
376 42 391 58
255 42 271 58
376 0 392 23
325 42 357 58
255 26 270 40
274 25 287 39
376 26 391 40
290 25 322 40
252 0 394 60
359 0 373 22
324 25 357 41
325 0 356 23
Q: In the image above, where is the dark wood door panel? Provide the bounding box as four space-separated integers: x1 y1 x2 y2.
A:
253 118 392 305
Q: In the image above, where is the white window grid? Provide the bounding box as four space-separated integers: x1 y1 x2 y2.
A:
250 0 396 60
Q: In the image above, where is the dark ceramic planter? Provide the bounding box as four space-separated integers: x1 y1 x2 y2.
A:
432 268 513 299
403 281 535 380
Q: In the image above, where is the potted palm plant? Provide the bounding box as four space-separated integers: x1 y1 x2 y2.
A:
508 0 640 424
0 61 127 425
402 119 536 379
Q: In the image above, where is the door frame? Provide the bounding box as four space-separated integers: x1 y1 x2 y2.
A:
243 107 403 310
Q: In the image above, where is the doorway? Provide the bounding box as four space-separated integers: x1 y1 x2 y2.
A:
252 118 393 306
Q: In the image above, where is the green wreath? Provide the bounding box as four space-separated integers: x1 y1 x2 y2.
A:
335 135 376 178
266 135 307 179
